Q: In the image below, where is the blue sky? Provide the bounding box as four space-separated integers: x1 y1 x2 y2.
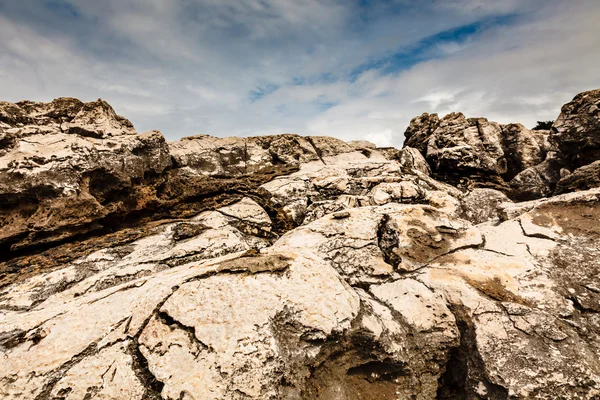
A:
1 0 599 146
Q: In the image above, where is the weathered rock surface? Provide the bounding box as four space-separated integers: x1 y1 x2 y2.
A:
402 89 600 200
500 123 546 180
555 160 600 195
459 188 510 225
551 88 600 167
404 112 440 154
508 156 566 201
1 93 600 399
425 113 507 177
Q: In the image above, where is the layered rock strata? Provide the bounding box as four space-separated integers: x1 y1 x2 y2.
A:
1 91 600 399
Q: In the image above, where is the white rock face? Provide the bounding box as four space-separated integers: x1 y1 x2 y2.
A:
3 184 599 399
1 95 600 399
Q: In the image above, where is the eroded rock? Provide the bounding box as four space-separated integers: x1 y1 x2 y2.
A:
551 88 600 167
555 160 600 195
1 93 600 400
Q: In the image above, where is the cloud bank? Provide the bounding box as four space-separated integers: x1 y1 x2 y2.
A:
1 0 599 146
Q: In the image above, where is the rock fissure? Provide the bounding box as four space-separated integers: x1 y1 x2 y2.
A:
2 92 600 399
33 340 102 400
437 305 510 400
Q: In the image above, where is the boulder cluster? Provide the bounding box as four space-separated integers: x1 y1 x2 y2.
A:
0 90 599 399
404 89 600 200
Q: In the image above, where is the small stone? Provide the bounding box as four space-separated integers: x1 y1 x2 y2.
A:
332 210 350 219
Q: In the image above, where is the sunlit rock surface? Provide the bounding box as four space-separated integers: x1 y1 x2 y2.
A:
1 91 600 399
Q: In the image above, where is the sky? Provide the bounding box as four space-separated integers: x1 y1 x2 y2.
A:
1 0 599 147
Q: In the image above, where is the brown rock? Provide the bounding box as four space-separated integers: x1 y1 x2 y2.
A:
403 112 440 153
551 88 600 167
554 160 600 195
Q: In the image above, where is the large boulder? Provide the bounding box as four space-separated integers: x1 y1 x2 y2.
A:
551 88 600 167
500 123 546 180
403 112 440 153
509 155 566 201
397 146 431 175
425 113 506 176
459 188 511 225
554 160 600 195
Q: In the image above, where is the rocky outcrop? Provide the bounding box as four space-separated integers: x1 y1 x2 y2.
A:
425 113 507 177
404 112 440 153
2 100 367 257
169 134 320 177
551 88 600 167
403 88 600 201
1 98 136 139
0 97 174 254
508 156 566 201
500 123 547 180
1 93 600 399
555 160 600 194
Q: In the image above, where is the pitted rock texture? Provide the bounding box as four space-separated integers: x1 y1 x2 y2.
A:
426 113 507 177
555 160 600 195
1 93 600 399
402 88 600 200
551 88 600 167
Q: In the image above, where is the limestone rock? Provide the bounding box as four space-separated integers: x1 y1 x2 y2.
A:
509 156 565 200
1 93 600 400
551 88 600 167
0 128 172 251
460 188 511 224
7 97 135 137
261 150 461 225
397 146 431 175
555 159 600 195
531 128 553 154
169 134 319 177
403 112 440 153
425 113 506 176
500 123 545 180
66 99 136 138
347 140 377 150
0 100 305 256
400 88 600 201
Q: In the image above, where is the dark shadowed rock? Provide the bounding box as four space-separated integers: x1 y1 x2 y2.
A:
403 112 440 153
551 88 600 167
509 155 566 200
500 123 545 180
555 160 600 195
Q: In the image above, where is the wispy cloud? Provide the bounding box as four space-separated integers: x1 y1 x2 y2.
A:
0 0 599 145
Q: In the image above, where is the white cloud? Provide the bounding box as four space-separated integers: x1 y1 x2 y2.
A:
0 0 598 147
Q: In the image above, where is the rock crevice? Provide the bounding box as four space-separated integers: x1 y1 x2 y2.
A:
1 91 600 399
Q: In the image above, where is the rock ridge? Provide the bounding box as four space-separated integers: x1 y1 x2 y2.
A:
1 91 600 399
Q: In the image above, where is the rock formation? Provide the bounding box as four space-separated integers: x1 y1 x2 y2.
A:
1 90 600 399
403 88 600 200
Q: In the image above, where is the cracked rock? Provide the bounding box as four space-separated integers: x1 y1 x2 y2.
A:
1 92 600 399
